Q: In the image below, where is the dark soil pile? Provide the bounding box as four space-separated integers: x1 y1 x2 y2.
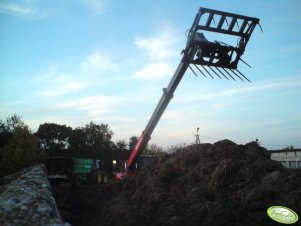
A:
92 140 301 226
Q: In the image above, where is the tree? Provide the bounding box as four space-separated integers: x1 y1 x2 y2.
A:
69 121 114 173
128 136 138 152
0 114 25 132
82 121 113 151
143 143 165 157
69 127 87 155
115 140 128 152
0 126 47 177
36 123 72 155
69 121 114 163
0 114 26 148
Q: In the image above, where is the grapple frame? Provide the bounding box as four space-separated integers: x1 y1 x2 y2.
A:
185 7 260 81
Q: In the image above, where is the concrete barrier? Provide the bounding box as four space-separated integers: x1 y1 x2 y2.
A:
0 165 70 226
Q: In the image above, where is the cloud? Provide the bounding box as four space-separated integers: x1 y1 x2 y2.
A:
134 63 173 79
0 0 53 20
40 80 85 98
58 95 123 116
175 79 301 104
134 26 180 60
81 52 118 72
0 2 35 16
37 51 120 99
37 64 86 98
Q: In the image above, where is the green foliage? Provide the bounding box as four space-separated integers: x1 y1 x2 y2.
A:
0 115 167 177
69 121 114 158
115 140 128 152
0 114 25 133
128 136 138 151
166 144 186 154
0 126 47 178
36 123 72 155
0 114 26 148
36 121 116 174
128 135 165 156
143 143 165 157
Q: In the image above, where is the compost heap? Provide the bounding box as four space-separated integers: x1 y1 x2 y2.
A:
95 140 301 226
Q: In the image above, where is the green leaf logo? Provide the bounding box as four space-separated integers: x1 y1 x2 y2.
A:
267 206 298 224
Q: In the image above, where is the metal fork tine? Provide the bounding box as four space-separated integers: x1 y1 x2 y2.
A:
189 65 198 77
230 69 244 81
235 69 251 82
239 58 252 68
208 66 222 79
201 65 214 79
194 64 207 78
222 68 238 81
215 67 229 80
219 67 236 81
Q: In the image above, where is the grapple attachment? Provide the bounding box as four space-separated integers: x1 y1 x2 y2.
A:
184 7 260 81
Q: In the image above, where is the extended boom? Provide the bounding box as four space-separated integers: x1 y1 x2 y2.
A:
122 7 260 174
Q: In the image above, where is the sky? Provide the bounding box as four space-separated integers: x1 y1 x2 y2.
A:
1 0 301 150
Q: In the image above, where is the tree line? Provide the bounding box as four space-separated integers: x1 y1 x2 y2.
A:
0 114 164 178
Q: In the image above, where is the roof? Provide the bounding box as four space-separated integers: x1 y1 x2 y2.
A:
269 149 301 153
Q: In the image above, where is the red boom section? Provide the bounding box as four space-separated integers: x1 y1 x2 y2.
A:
126 134 144 169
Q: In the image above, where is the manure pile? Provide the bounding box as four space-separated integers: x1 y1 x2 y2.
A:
86 140 301 225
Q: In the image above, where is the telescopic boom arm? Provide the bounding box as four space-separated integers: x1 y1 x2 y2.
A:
126 58 189 169
126 7 260 170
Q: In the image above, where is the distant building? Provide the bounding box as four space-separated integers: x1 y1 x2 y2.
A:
269 149 301 169
137 155 158 169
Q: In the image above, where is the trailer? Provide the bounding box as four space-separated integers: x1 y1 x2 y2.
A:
46 157 106 187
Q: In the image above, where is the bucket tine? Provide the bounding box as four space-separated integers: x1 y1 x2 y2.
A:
235 69 251 82
194 64 207 78
230 69 244 81
215 67 229 80
208 66 222 79
239 58 252 68
189 65 198 77
223 68 241 81
216 67 233 81
201 65 214 79
221 68 237 81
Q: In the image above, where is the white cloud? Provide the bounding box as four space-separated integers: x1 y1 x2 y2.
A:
134 63 173 79
37 64 86 98
81 52 118 71
0 0 53 20
40 80 85 98
0 2 35 16
36 51 124 99
58 95 123 116
175 79 301 104
134 26 180 60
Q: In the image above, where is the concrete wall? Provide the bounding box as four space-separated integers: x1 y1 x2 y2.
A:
0 165 70 226
270 150 301 168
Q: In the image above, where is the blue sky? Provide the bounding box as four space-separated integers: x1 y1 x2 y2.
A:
1 0 301 150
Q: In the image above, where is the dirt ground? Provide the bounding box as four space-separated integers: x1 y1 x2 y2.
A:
53 140 301 226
